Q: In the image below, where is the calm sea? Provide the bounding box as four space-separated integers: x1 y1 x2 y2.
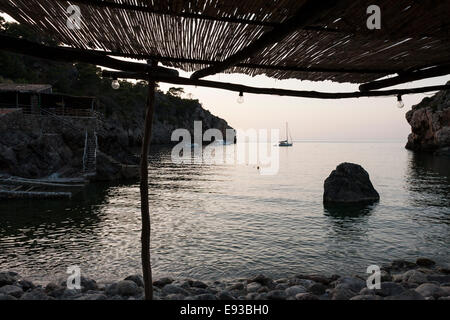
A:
1 142 449 284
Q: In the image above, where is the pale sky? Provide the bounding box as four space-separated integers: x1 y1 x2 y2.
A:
157 72 450 142
2 12 449 141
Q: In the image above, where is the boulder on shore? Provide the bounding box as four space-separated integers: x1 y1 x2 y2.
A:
323 163 380 204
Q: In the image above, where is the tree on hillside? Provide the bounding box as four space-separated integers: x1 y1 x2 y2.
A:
167 87 184 97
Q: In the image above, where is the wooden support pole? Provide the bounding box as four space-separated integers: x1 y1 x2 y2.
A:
359 65 450 91
102 70 450 99
140 78 156 300
190 0 337 79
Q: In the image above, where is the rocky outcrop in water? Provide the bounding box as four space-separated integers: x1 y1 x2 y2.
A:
405 84 450 156
323 163 380 204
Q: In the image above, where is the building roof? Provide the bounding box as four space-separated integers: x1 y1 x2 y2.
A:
1 0 449 84
0 83 52 93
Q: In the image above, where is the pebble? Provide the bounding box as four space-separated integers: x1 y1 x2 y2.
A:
153 277 173 287
117 280 140 296
192 280 208 289
20 288 49 300
18 279 35 291
165 293 186 300
414 283 447 298
275 283 289 291
332 287 357 300
295 293 319 300
0 293 17 300
384 289 425 300
0 272 17 286
75 293 107 300
266 290 287 300
308 283 326 295
248 274 274 288
245 293 258 300
246 282 262 292
80 277 98 292
350 295 383 300
335 277 366 292
285 285 307 296
360 282 405 297
162 284 189 296
192 293 217 300
124 275 144 288
2 258 450 300
401 270 428 284
217 291 235 300
0 285 23 298
416 258 436 267
227 282 244 291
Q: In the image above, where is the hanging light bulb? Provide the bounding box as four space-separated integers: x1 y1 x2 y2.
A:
237 91 244 104
397 94 404 109
111 79 120 90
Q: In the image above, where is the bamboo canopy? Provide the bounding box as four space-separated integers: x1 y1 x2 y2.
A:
1 0 450 87
2 0 450 302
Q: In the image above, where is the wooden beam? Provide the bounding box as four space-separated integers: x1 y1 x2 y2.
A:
359 65 450 91
190 0 338 79
0 34 179 76
102 70 450 99
0 34 396 77
94 50 398 75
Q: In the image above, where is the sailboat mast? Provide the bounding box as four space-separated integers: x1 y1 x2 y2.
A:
286 122 289 142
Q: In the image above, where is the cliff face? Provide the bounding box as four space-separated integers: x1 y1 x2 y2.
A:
405 85 450 156
0 95 234 180
99 92 233 152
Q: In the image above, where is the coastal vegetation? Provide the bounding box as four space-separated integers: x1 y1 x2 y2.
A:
0 17 232 179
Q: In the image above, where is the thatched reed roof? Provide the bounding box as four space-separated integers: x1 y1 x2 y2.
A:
1 0 450 84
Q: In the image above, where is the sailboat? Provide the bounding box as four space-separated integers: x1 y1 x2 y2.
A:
279 122 293 147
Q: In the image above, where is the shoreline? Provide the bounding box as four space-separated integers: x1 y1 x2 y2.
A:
1 258 449 300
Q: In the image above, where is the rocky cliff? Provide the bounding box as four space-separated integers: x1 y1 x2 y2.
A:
405 84 450 156
0 94 234 180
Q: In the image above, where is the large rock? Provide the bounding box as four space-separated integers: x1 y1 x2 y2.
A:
116 280 140 296
162 284 189 296
323 163 380 204
124 275 144 288
405 83 450 154
0 272 17 286
415 283 448 298
0 285 23 298
384 289 425 300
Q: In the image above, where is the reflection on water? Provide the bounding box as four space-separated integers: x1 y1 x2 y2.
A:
324 202 377 217
406 153 450 209
0 143 449 284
